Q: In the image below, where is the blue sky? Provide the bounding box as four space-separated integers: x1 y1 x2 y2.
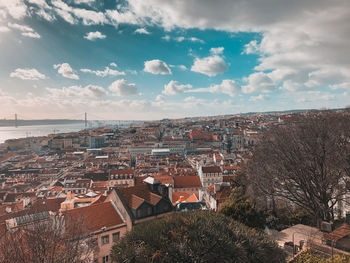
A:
0 0 349 120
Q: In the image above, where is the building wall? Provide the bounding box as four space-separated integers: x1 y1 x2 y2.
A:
109 179 134 187
202 173 223 188
106 191 133 231
94 224 127 263
173 187 199 196
201 190 217 211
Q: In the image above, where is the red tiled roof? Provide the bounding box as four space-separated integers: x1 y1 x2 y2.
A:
186 194 199 202
91 194 107 205
223 165 241 170
173 176 202 188
64 201 124 234
0 198 65 230
129 195 145 209
172 192 189 205
31 198 66 213
110 169 134 175
324 224 350 241
117 185 162 210
153 175 173 185
202 166 222 174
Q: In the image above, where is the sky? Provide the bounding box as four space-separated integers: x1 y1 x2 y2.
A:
0 0 350 120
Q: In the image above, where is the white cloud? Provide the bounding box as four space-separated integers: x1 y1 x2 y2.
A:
71 8 106 25
22 31 41 38
249 94 269 101
210 47 224 55
27 0 50 9
243 40 260 55
8 22 34 32
80 66 125 77
155 94 164 101
135 28 150 34
191 55 228 77
169 64 187 71
10 68 46 80
162 35 171 41
144 59 171 75
47 85 107 98
53 63 79 80
175 36 185 42
104 0 350 92
162 80 192 96
109 79 138 96
0 26 10 32
84 31 106 40
190 79 241 97
8 22 41 38
331 82 350 90
52 0 106 25
162 35 204 43
242 72 276 93
110 62 117 67
74 0 95 4
0 0 27 20
36 9 55 21
54 8 76 24
189 37 204 43
105 8 142 26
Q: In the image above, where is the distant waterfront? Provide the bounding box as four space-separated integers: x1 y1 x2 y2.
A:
0 121 137 143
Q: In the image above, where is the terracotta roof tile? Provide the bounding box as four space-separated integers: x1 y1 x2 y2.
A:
117 184 162 210
186 194 199 202
110 169 134 175
324 224 350 241
129 194 145 209
173 176 202 188
153 175 173 185
202 166 222 174
172 192 189 205
64 201 124 234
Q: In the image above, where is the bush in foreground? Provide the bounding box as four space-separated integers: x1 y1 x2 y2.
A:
111 211 285 263
291 248 350 263
221 186 267 229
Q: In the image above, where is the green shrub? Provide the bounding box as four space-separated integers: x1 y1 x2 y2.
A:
111 211 285 263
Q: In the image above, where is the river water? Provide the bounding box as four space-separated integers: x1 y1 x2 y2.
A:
0 121 136 143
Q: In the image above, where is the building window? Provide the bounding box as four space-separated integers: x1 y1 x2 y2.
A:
102 255 109 263
147 207 152 215
112 232 120 242
101 235 109 245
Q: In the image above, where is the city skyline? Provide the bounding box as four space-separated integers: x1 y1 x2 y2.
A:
0 0 350 120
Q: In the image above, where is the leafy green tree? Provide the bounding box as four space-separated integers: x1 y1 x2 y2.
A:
220 186 266 229
111 211 285 263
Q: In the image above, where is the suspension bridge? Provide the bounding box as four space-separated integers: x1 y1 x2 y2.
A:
0 113 135 128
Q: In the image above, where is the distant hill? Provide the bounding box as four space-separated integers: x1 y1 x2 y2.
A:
0 119 84 127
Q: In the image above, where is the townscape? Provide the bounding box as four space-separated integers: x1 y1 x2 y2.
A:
1 109 350 262
0 111 280 262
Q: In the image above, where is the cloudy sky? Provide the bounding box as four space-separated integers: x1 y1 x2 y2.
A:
0 0 349 120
